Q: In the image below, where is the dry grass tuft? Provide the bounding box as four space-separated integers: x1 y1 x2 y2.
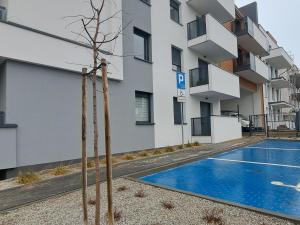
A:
202 208 225 225
51 165 69 176
138 151 149 157
153 150 162 155
134 190 146 198
185 142 193 148
100 157 119 165
193 141 200 146
88 198 96 205
161 201 175 210
117 185 129 192
87 160 95 168
106 208 122 222
113 209 122 222
17 172 40 185
164 146 175 153
121 154 136 161
177 145 184 150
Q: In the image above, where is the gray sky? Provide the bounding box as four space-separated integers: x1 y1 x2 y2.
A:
235 0 300 66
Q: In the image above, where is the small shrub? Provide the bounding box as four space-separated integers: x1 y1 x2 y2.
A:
17 172 40 185
51 165 69 176
106 208 122 222
134 190 146 198
113 209 122 222
177 145 184 150
153 150 162 155
88 198 96 205
87 160 95 168
164 146 175 153
185 142 193 148
202 208 225 225
117 185 129 192
161 201 175 210
138 151 149 157
193 141 200 146
122 154 135 161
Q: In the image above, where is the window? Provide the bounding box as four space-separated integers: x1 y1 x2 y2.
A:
173 97 186 124
135 91 152 124
0 6 7 21
170 0 180 23
134 28 151 61
172 46 182 72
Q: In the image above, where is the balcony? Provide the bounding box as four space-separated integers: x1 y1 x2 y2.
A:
186 0 235 23
269 101 293 109
263 47 293 69
234 52 269 84
191 116 242 143
270 76 290 89
187 14 238 63
189 64 240 100
233 17 269 57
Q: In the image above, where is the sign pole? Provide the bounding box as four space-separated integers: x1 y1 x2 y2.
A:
176 71 186 149
181 102 184 149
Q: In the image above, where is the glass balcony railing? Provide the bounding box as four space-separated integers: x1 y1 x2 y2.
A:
233 17 253 36
234 51 255 72
191 117 211 136
190 65 209 87
187 16 207 40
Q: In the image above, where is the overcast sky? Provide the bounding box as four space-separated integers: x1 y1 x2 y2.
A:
235 0 299 66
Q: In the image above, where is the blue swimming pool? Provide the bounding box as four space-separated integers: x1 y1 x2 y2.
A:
141 140 300 219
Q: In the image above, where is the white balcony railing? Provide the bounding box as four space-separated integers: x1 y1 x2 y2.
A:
235 52 269 84
186 0 235 23
189 64 240 99
233 17 269 57
187 14 238 63
263 47 294 69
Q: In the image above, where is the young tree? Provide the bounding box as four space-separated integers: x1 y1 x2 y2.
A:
70 1 122 224
81 68 88 225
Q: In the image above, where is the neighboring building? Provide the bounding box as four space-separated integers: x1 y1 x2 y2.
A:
0 0 296 178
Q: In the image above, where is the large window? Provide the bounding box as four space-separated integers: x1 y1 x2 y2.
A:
134 27 151 61
173 97 186 124
135 91 152 124
170 0 180 23
172 46 182 72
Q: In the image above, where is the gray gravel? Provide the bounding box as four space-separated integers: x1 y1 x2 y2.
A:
0 178 296 225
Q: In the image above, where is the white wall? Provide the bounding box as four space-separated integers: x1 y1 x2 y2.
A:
1 0 123 80
211 116 242 143
151 1 239 147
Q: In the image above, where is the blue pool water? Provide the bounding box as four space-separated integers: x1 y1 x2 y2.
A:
141 140 300 219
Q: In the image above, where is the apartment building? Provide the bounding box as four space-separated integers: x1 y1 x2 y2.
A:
0 0 296 177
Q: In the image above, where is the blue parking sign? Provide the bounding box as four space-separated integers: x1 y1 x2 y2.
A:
176 72 185 90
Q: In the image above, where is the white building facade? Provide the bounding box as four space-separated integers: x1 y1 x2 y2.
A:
0 0 296 177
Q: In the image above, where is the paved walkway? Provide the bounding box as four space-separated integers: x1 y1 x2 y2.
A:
0 137 264 212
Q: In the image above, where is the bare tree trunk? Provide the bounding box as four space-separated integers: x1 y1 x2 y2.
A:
92 50 101 225
101 59 114 225
81 68 88 225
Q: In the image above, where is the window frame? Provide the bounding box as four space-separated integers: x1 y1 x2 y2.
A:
134 27 151 62
170 0 180 24
171 45 182 72
135 91 152 125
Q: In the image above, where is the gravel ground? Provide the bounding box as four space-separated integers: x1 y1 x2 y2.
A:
0 178 296 225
